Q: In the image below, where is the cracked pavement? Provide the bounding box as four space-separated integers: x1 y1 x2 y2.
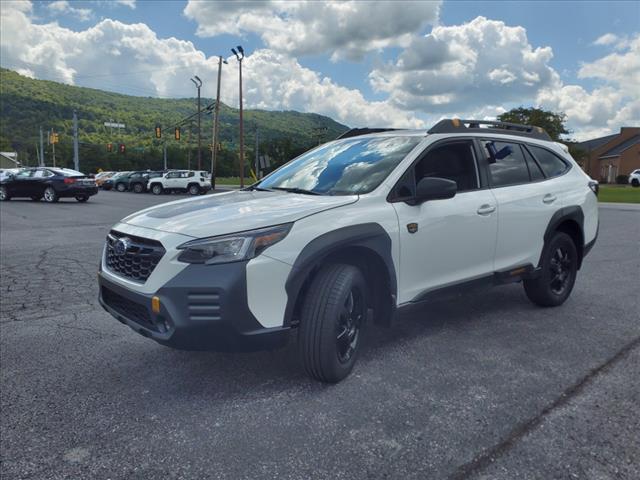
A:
1 192 639 479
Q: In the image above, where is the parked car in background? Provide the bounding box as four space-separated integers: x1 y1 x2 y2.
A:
95 171 115 188
102 171 130 191
628 169 640 187
127 171 164 193
148 170 211 195
0 167 98 202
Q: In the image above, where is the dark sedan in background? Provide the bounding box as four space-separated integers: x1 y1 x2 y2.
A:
0 167 98 203
113 170 164 193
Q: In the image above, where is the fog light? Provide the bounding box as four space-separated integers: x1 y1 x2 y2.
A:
151 296 161 314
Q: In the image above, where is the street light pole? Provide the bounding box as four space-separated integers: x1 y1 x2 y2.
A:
232 46 245 187
212 55 227 190
191 76 203 170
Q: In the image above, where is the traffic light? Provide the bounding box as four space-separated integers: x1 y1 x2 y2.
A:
174 127 180 140
119 143 126 154
49 133 59 144
155 125 162 138
107 143 113 152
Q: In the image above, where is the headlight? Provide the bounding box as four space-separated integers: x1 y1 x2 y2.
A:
176 223 292 265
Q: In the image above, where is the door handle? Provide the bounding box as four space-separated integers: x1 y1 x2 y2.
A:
477 204 496 215
543 194 557 204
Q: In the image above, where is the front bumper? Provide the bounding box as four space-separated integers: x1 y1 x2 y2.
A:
98 261 289 352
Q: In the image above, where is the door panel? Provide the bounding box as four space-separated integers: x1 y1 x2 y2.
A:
393 191 498 303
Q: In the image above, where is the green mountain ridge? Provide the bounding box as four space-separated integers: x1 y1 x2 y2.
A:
0 68 349 174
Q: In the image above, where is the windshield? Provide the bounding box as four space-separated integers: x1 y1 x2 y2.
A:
258 136 422 195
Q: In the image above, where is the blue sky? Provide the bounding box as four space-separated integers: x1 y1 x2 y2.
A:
2 0 639 139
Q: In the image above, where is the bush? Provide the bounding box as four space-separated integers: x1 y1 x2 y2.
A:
616 174 628 184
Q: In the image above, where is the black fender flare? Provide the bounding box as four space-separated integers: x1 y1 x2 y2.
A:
540 205 585 267
282 223 396 327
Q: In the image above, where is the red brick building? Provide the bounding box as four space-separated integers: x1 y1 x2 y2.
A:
577 127 640 182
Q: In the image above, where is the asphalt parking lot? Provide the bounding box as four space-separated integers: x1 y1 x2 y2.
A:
1 191 639 479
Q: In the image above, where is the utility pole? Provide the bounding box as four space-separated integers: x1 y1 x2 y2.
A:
232 46 245 187
163 142 167 170
51 128 56 167
191 76 203 170
73 110 79 171
187 121 192 170
212 55 227 190
255 127 259 180
39 126 44 166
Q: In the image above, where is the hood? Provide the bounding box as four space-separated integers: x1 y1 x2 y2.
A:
121 190 358 238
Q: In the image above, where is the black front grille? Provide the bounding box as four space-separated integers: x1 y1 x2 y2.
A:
101 287 156 330
105 231 165 282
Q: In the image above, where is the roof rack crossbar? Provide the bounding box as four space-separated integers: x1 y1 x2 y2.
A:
336 128 401 140
428 119 552 141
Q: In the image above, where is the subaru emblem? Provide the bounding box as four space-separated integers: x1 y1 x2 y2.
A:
114 237 131 256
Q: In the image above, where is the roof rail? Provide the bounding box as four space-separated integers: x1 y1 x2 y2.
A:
336 128 401 139
428 119 552 141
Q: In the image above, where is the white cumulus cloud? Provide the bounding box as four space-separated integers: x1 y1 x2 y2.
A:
183 0 441 61
47 0 93 22
0 2 422 128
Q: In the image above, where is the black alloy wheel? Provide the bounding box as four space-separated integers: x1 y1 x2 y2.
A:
336 289 364 364
524 231 577 307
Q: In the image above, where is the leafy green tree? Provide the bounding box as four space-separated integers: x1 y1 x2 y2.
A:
497 107 569 141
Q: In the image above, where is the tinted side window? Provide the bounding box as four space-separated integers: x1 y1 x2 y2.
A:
415 141 478 192
528 146 569 178
486 141 530 187
523 148 544 181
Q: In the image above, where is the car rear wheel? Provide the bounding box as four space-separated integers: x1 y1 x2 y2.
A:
632 178 639 187
43 187 59 203
524 232 577 307
298 263 367 383
116 183 126 192
151 184 163 195
132 183 144 193
188 184 200 195
75 196 89 202
0 186 9 201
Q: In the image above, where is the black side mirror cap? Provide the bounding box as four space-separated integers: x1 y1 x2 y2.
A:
410 177 457 204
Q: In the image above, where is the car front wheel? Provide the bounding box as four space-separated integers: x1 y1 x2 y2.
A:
0 186 9 201
298 263 367 383
75 196 89 202
133 183 144 193
524 231 577 307
632 178 639 187
151 184 163 195
43 187 59 203
188 184 200 195
116 183 126 192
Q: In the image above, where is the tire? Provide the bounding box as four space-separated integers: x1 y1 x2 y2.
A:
0 186 9 201
31 195 42 202
75 196 89 202
188 184 200 195
632 178 639 187
116 183 126 192
151 184 163 195
132 183 144 193
298 264 367 383
524 232 578 307
43 187 59 203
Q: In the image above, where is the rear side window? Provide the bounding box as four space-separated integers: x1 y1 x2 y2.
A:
485 141 530 187
528 146 569 178
523 148 544 181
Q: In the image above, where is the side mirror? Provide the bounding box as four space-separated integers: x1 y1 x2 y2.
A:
413 177 457 204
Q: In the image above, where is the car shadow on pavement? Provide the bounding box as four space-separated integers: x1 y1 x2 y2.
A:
92 284 532 401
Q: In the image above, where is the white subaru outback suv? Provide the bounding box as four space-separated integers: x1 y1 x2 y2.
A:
149 170 211 195
98 119 599 383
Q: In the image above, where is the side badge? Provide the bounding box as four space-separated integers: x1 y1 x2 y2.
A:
407 223 418 234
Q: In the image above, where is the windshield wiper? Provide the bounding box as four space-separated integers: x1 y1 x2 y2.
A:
244 185 274 192
271 187 321 195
